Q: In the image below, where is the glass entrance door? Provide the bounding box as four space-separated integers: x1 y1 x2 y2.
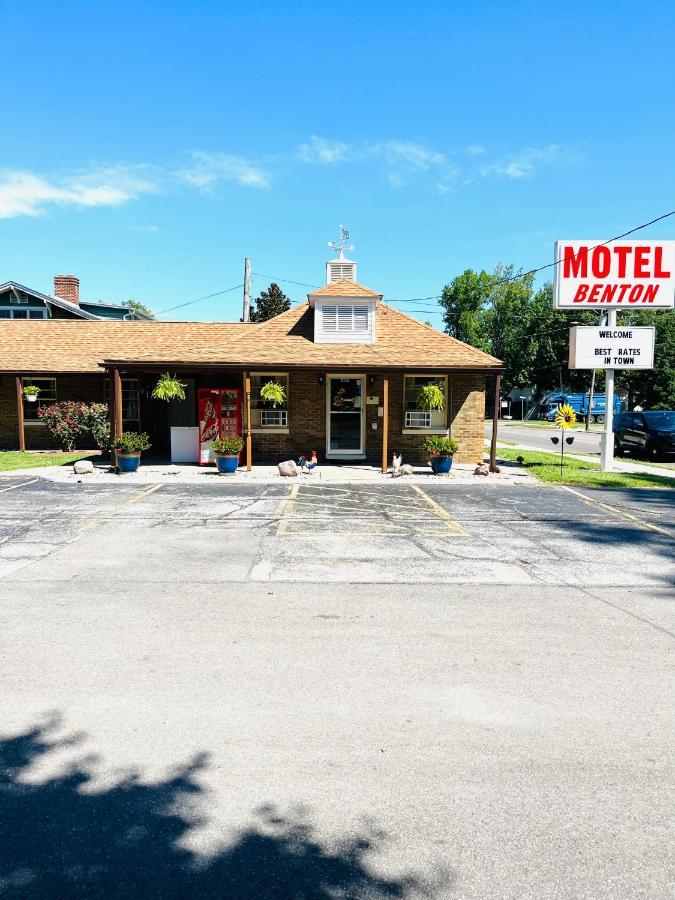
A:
327 376 365 457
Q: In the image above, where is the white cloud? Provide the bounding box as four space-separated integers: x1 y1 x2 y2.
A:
481 144 565 179
465 144 487 156
178 151 270 190
0 165 158 219
371 140 446 170
296 135 351 165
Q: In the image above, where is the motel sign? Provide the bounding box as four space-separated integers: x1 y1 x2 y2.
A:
554 240 675 309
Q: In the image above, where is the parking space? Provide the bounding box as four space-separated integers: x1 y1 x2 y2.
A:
0 475 672 586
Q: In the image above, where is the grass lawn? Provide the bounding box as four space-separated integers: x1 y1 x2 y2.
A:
496 447 675 489
0 451 99 472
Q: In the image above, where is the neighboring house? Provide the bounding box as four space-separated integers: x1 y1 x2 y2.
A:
0 275 150 321
0 254 502 467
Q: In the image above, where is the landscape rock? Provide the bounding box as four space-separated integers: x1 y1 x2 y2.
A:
73 460 94 475
474 463 490 477
278 460 299 477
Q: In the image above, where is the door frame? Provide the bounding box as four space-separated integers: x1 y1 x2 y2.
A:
325 373 366 459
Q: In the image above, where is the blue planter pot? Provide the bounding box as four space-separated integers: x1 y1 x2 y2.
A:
117 452 141 473
430 454 453 474
214 453 239 474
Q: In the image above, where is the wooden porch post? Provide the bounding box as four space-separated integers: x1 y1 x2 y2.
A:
381 376 389 473
244 372 252 471
489 373 501 472
113 367 123 439
15 376 26 452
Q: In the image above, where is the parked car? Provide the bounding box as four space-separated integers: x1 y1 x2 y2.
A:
613 410 675 460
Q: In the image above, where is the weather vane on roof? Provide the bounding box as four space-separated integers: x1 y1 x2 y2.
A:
327 225 354 259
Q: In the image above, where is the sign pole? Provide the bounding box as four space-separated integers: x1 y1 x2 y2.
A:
600 309 616 471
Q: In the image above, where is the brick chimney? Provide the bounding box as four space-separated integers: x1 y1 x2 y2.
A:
53 274 80 305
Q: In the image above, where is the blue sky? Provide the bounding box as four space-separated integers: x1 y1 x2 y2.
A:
2 0 674 327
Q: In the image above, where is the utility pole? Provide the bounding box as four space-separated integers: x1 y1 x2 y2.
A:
242 258 251 322
600 309 617 471
585 311 604 431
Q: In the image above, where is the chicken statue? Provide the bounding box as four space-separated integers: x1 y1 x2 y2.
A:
298 450 318 475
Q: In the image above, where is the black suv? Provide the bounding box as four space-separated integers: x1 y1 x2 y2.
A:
614 410 675 460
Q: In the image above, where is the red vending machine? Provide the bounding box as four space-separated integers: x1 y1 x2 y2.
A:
198 388 243 465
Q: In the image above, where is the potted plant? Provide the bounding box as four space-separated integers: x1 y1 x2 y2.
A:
211 435 244 474
423 435 458 474
416 382 446 413
151 372 187 402
113 431 151 473
23 384 41 403
259 380 286 408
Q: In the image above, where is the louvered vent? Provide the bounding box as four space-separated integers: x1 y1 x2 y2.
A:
321 305 337 330
327 261 356 282
353 306 369 331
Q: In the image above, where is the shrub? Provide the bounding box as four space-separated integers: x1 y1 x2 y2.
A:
423 435 458 456
416 382 446 411
211 436 244 455
82 403 111 451
151 373 187 402
37 401 111 452
113 432 151 453
37 401 89 451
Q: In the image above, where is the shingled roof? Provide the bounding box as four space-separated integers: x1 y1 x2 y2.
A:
0 304 501 372
308 279 382 298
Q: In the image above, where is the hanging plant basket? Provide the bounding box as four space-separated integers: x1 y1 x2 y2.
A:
416 382 446 412
23 386 41 403
152 373 187 402
259 380 286 408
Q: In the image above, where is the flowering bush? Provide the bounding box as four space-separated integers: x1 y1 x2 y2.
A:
82 403 111 451
37 401 111 452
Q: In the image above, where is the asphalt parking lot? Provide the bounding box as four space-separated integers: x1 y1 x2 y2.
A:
0 476 673 898
0 476 673 585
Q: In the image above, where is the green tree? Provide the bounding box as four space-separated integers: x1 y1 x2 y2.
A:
616 308 675 409
250 283 291 322
123 299 154 319
439 269 492 351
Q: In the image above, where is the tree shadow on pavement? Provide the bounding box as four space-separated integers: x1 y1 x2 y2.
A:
0 716 447 899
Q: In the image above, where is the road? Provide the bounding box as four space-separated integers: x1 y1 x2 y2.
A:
0 477 673 899
486 420 603 454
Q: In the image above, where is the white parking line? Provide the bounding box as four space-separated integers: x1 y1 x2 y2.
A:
0 478 39 494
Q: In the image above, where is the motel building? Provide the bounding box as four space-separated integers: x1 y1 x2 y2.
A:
0 252 503 471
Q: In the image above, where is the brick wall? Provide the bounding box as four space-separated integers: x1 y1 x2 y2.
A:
0 375 105 450
1 369 488 463
249 370 486 466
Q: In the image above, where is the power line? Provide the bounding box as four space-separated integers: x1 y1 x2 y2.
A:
252 272 320 290
153 207 675 317
154 284 244 316
387 207 675 302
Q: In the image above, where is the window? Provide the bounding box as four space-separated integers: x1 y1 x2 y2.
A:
0 307 47 319
250 373 289 429
403 375 448 430
321 305 369 332
121 379 140 429
102 378 141 429
23 378 57 421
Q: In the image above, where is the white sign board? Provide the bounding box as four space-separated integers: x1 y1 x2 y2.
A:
554 240 675 308
569 326 655 369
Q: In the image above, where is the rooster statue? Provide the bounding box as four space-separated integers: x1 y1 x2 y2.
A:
298 450 318 475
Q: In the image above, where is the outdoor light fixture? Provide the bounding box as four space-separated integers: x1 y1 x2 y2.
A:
368 375 375 385
318 374 324 385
